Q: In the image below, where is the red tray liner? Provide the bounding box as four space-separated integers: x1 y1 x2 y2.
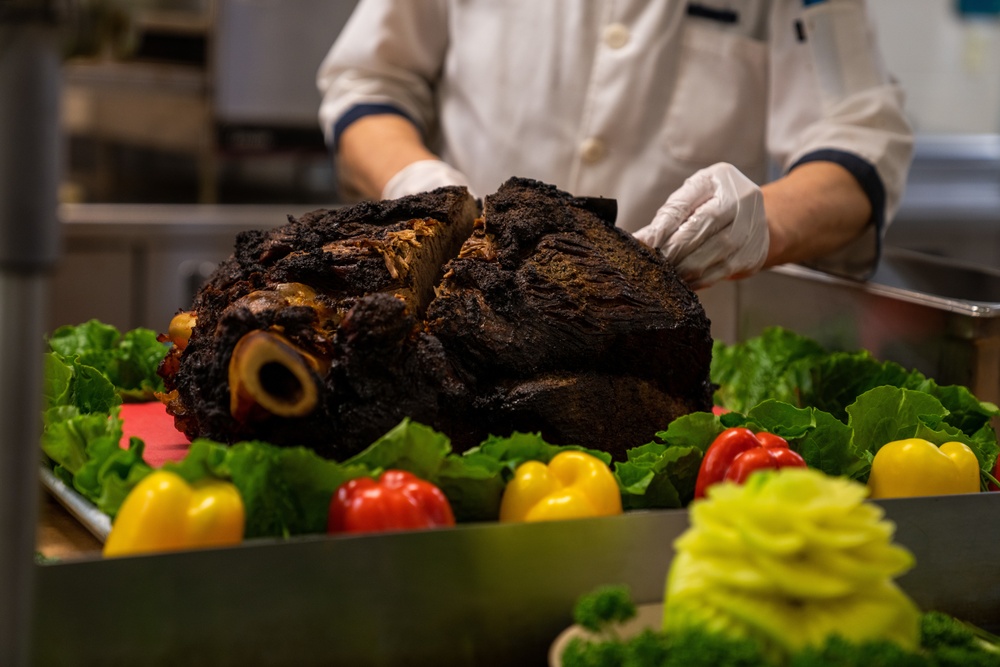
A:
119 402 191 468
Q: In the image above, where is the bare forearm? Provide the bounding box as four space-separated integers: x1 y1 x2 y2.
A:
761 161 873 268
337 114 437 199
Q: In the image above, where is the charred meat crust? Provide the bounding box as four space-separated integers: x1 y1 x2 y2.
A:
426 177 713 457
160 179 713 461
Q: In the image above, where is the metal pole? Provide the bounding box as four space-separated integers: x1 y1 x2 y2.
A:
0 2 62 664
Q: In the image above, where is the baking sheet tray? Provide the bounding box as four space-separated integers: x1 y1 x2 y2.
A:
39 467 110 542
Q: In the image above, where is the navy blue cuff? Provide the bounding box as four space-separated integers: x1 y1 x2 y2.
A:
788 149 886 236
331 103 417 152
788 149 886 278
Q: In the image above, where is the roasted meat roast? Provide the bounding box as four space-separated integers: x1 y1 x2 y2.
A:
158 178 714 461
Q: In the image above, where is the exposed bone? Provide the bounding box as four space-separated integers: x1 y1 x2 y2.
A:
228 330 320 421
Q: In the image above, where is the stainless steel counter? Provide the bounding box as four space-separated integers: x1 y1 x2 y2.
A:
52 202 328 334
58 202 314 234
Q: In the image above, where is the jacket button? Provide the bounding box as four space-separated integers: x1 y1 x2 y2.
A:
580 138 606 163
603 23 630 49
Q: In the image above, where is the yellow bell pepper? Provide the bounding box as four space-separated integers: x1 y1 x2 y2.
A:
499 450 622 522
867 438 980 499
104 470 245 557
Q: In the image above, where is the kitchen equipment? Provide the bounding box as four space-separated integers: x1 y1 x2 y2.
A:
885 134 1000 270
733 246 1000 406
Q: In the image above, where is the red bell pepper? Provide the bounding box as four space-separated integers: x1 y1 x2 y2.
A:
694 427 806 499
328 470 456 534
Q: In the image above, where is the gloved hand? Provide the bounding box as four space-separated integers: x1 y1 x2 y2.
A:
633 163 769 289
381 159 476 200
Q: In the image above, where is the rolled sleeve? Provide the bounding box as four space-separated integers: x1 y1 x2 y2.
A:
316 0 450 150
767 0 914 279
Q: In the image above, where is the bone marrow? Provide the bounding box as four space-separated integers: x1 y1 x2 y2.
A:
228 330 320 422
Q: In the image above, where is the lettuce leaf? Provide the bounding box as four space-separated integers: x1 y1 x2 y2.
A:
39 403 151 517
615 444 703 510
613 412 723 510
805 351 999 438
40 347 145 516
846 386 999 478
47 319 168 401
163 439 369 539
712 328 999 483
712 328 999 435
40 321 172 518
343 418 452 480
739 400 861 480
76 435 154 517
43 352 120 414
41 406 119 477
710 327 825 412
433 454 506 523
470 431 612 470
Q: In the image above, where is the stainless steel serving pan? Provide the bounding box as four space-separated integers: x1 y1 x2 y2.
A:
727 247 1000 407
32 492 1000 667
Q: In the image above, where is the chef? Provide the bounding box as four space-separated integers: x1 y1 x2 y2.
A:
317 0 913 289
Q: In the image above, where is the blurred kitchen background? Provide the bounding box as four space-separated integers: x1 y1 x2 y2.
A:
50 0 1000 337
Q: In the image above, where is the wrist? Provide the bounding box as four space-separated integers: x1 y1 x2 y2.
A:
338 114 438 199
761 162 871 268
761 197 792 268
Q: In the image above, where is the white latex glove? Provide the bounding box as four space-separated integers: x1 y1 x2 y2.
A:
633 163 769 290
381 159 476 200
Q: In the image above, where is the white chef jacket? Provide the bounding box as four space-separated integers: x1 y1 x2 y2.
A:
317 0 913 280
